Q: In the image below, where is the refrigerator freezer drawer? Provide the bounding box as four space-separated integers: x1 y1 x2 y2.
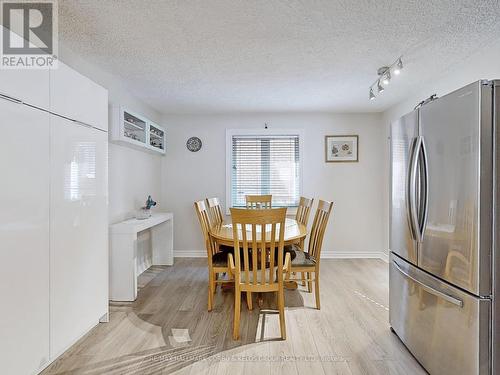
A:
389 253 490 375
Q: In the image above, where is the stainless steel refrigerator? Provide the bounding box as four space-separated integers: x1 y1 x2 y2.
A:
389 80 499 375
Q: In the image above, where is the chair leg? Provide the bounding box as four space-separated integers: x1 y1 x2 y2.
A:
208 271 214 312
207 286 213 311
278 287 286 340
301 272 306 286
246 291 253 310
214 273 218 293
314 270 320 310
233 286 241 340
307 272 312 293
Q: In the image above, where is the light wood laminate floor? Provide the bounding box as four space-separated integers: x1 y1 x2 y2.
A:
42 258 427 375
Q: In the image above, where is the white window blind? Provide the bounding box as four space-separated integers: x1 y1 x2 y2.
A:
230 134 300 208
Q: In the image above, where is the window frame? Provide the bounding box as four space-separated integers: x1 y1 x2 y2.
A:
225 128 305 215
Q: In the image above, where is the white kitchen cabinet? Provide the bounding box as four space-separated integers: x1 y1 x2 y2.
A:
110 106 166 154
49 114 109 358
148 121 166 153
0 68 50 110
0 27 50 110
50 61 108 131
0 98 50 375
0 26 109 373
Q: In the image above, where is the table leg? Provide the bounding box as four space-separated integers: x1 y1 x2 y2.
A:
151 218 174 266
257 293 264 308
110 233 138 302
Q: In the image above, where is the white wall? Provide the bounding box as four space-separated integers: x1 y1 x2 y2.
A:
381 36 500 254
59 35 500 263
161 112 386 259
59 44 164 271
384 37 500 124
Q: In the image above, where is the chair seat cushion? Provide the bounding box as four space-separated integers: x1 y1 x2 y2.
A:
220 245 296 260
219 245 235 253
212 251 229 267
286 244 317 267
212 244 298 268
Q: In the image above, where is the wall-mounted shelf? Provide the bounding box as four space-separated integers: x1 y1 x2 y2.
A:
149 123 165 152
110 106 166 155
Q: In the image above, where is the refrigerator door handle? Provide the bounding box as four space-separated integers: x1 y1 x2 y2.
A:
420 137 429 238
409 136 422 242
405 137 417 240
392 259 464 307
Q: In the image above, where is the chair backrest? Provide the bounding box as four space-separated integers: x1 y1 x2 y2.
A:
308 200 334 260
194 200 216 259
206 197 224 226
295 196 314 226
245 194 272 209
230 208 286 288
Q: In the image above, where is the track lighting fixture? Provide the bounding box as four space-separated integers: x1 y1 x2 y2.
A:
368 56 403 101
377 80 384 93
369 88 375 100
382 71 391 85
394 58 403 75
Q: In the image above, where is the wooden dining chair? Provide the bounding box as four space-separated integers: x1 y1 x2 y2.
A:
194 200 232 311
288 200 333 309
206 197 224 226
206 197 234 253
295 196 314 285
296 196 314 226
245 194 272 209
228 208 290 340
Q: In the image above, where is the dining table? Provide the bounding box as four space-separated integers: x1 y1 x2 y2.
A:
210 217 307 247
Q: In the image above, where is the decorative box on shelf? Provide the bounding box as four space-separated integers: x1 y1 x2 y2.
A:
110 106 166 155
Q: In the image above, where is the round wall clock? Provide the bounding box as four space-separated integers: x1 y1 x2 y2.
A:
186 136 202 152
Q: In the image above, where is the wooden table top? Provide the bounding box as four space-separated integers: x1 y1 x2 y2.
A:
210 218 307 246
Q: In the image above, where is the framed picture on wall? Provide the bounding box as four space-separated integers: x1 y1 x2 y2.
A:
325 135 359 162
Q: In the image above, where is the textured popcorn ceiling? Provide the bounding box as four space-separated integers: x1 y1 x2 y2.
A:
58 0 500 114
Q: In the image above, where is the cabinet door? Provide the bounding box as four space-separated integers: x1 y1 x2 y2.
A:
49 115 108 357
50 61 108 131
0 99 50 374
0 26 50 110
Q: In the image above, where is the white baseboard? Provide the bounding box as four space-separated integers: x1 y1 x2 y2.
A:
174 249 389 262
174 250 206 257
36 319 101 375
321 251 388 262
379 252 389 263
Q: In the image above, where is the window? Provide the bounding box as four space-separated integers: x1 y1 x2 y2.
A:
226 130 302 209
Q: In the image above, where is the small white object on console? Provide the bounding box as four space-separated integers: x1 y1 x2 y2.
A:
110 212 174 301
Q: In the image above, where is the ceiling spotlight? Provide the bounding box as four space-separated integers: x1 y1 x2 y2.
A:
377 66 390 86
382 71 391 85
377 80 384 93
394 58 403 75
369 88 376 100
368 57 403 100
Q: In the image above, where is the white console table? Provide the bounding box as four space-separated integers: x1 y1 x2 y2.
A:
110 212 174 301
